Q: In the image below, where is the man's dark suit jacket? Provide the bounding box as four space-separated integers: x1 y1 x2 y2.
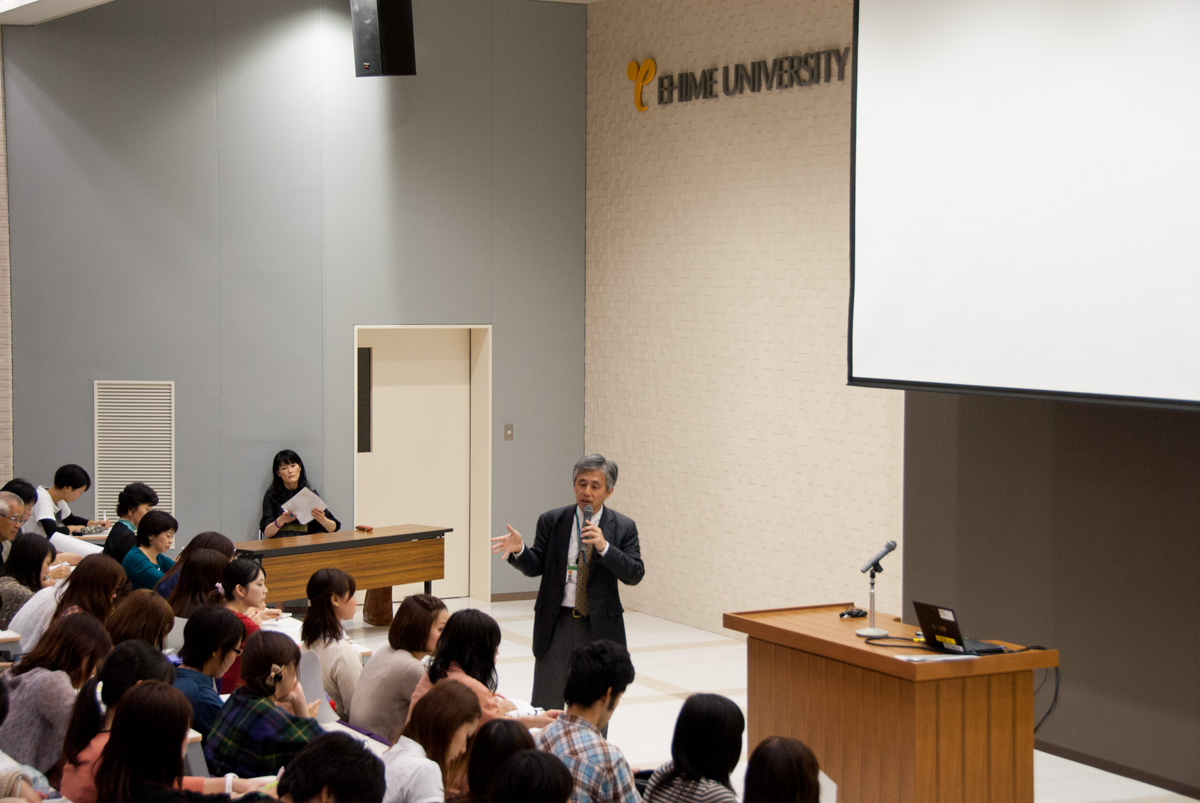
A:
509 504 644 659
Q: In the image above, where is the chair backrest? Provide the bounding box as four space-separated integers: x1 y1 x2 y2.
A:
297 648 338 724
165 616 187 654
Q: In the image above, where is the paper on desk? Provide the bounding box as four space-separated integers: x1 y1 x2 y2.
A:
282 487 326 525
896 653 978 662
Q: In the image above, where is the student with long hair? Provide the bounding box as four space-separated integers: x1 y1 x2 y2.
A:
259 450 340 538
0 681 45 802
219 558 281 693
205 630 322 778
106 588 175 650
156 531 235 599
644 694 744 803
742 737 821 803
121 510 178 591
94 681 266 803
446 718 535 803
276 732 386 803
382 679 482 803
9 552 126 653
409 608 554 729
352 593 449 743
0 612 112 776
174 605 246 740
101 482 158 564
490 750 574 803
0 533 56 628
300 568 360 719
166 548 228 618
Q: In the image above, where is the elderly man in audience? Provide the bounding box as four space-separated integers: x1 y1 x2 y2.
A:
0 491 26 562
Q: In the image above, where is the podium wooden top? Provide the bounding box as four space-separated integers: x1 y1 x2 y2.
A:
232 524 450 559
724 603 1058 681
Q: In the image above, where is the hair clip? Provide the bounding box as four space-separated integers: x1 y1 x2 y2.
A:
215 582 224 595
268 663 284 686
95 680 107 716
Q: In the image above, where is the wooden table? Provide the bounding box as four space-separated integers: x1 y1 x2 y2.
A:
232 524 448 604
724 603 1059 803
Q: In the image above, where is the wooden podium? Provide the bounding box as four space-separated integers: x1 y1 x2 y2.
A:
724 603 1058 803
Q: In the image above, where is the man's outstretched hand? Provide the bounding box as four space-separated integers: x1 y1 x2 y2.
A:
490 525 524 558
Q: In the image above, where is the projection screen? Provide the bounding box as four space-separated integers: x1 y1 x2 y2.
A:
849 0 1200 407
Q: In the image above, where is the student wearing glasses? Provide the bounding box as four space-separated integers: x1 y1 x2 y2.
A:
174 605 247 741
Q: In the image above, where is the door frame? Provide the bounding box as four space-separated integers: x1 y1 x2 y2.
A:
352 325 492 601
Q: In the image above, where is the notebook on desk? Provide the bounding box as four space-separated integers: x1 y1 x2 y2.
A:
912 601 1006 655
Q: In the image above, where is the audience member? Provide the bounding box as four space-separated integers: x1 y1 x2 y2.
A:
0 681 49 802
491 750 574 803
106 588 174 650
382 679 482 803
204 630 321 777
101 482 158 564
121 510 178 590
742 737 820 803
0 490 29 563
10 553 126 653
536 640 637 803
643 693 744 803
352 593 448 743
260 450 340 538
94 681 267 803
166 548 228 618
219 558 281 693
410 608 555 729
0 533 58 628
175 605 246 741
447 717 535 803
22 464 105 537
156 531 235 599
275 732 386 803
300 567 360 719
0 612 112 778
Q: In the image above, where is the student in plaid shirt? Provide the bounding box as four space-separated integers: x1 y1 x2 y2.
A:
536 640 639 803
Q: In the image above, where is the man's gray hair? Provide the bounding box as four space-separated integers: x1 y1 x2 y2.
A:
0 491 22 518
573 454 618 491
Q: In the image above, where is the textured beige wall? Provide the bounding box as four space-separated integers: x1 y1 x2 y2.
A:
0 35 12 481
586 0 904 633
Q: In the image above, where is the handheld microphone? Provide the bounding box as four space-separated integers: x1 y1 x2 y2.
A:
860 540 897 573
583 505 595 557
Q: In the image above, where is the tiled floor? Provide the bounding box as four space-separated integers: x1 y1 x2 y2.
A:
347 598 1195 803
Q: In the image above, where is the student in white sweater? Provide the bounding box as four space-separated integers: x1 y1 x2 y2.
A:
299 568 361 720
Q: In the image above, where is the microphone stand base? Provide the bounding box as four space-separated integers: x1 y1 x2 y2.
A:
856 627 889 638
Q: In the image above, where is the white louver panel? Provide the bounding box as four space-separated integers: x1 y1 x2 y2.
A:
94 381 175 517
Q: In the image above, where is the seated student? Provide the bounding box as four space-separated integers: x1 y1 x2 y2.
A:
121 510 177 591
0 489 30 564
174 605 246 741
446 717 535 803
0 681 53 801
276 732 386 803
166 548 228 618
204 630 322 778
22 464 107 537
156 531 235 599
536 640 638 803
101 481 159 564
0 533 58 629
106 588 175 650
61 640 263 803
0 612 113 779
300 568 361 720
409 608 556 729
643 693 744 803
742 737 821 803
94 681 268 803
219 558 281 693
9 553 127 653
382 680 482 803
352 593 449 743
490 750 574 803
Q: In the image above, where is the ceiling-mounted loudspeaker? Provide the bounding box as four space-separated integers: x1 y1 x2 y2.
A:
350 0 416 77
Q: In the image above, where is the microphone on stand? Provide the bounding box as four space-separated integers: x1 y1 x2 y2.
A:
860 540 897 573
856 540 898 638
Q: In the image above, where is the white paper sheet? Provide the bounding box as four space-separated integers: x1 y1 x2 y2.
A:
281 487 326 525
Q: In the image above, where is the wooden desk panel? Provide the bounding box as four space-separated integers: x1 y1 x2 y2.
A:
728 604 1057 803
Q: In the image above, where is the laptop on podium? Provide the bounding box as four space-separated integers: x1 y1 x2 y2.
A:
912 601 1006 655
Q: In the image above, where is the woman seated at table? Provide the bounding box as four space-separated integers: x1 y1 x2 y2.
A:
120 510 178 591
0 533 64 629
220 558 281 693
100 482 159 565
155 531 235 599
8 553 127 653
259 449 340 538
300 568 361 720
204 630 322 778
351 593 447 743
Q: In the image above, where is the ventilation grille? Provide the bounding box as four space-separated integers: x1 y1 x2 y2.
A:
94 381 175 517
